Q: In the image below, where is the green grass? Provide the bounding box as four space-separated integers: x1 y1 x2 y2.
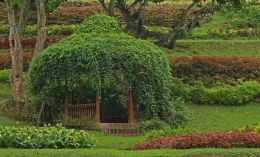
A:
0 83 11 105
0 148 260 157
187 103 260 131
89 131 145 149
0 112 27 127
165 40 260 56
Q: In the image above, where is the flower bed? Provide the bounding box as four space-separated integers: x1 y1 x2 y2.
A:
0 126 96 148
134 132 260 150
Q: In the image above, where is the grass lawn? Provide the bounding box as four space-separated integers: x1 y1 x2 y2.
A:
186 103 260 131
0 148 260 157
165 40 260 57
0 83 11 105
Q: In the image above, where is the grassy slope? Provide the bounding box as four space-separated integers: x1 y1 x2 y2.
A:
186 103 260 131
165 40 260 56
0 83 11 105
0 148 260 157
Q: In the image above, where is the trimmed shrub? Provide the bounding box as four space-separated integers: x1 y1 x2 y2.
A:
134 132 260 150
0 126 96 148
79 14 121 33
170 56 260 85
171 79 260 105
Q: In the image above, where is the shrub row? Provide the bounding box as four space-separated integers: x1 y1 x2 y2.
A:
172 79 260 105
0 126 96 148
0 2 202 27
0 37 57 48
190 28 260 39
0 24 79 37
170 56 260 85
0 52 33 70
134 132 260 150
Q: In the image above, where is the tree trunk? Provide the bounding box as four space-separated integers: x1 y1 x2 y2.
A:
108 0 115 16
34 0 46 57
18 0 30 38
167 1 198 49
5 0 25 111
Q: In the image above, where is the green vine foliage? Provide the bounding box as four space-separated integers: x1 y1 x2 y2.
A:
28 14 173 123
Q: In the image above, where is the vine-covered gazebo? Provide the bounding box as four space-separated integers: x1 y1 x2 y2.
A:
29 15 172 134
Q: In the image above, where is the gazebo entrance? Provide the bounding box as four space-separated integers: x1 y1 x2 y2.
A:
64 90 136 124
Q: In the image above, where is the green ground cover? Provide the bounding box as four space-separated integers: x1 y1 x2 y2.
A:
0 148 260 157
166 40 260 56
186 103 260 131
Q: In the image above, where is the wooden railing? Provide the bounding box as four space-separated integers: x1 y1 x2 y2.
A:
67 103 96 118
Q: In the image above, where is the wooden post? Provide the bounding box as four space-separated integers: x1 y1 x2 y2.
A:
95 91 100 123
128 90 135 123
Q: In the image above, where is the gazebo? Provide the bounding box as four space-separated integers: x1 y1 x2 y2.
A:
29 15 172 135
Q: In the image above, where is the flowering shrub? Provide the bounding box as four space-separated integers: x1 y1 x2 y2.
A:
0 52 33 70
134 132 260 150
170 56 260 84
0 38 58 48
0 126 96 148
239 124 260 133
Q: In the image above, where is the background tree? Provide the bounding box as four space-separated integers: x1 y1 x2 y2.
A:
5 0 26 110
34 0 47 56
98 0 164 36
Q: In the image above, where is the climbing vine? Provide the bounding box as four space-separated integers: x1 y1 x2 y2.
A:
28 14 173 123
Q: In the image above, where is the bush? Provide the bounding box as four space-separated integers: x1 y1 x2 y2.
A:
79 14 121 34
170 56 260 85
189 81 260 105
145 127 196 140
0 126 96 148
134 132 260 150
171 79 260 105
140 118 169 132
239 124 260 133
0 69 10 83
169 98 192 127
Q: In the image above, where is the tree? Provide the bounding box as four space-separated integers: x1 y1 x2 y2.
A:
166 0 217 49
98 0 163 36
5 0 26 110
166 0 200 49
98 0 115 16
34 0 47 56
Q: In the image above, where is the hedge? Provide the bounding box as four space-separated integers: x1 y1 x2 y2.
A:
134 132 260 149
0 52 33 70
0 37 58 49
170 56 260 85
